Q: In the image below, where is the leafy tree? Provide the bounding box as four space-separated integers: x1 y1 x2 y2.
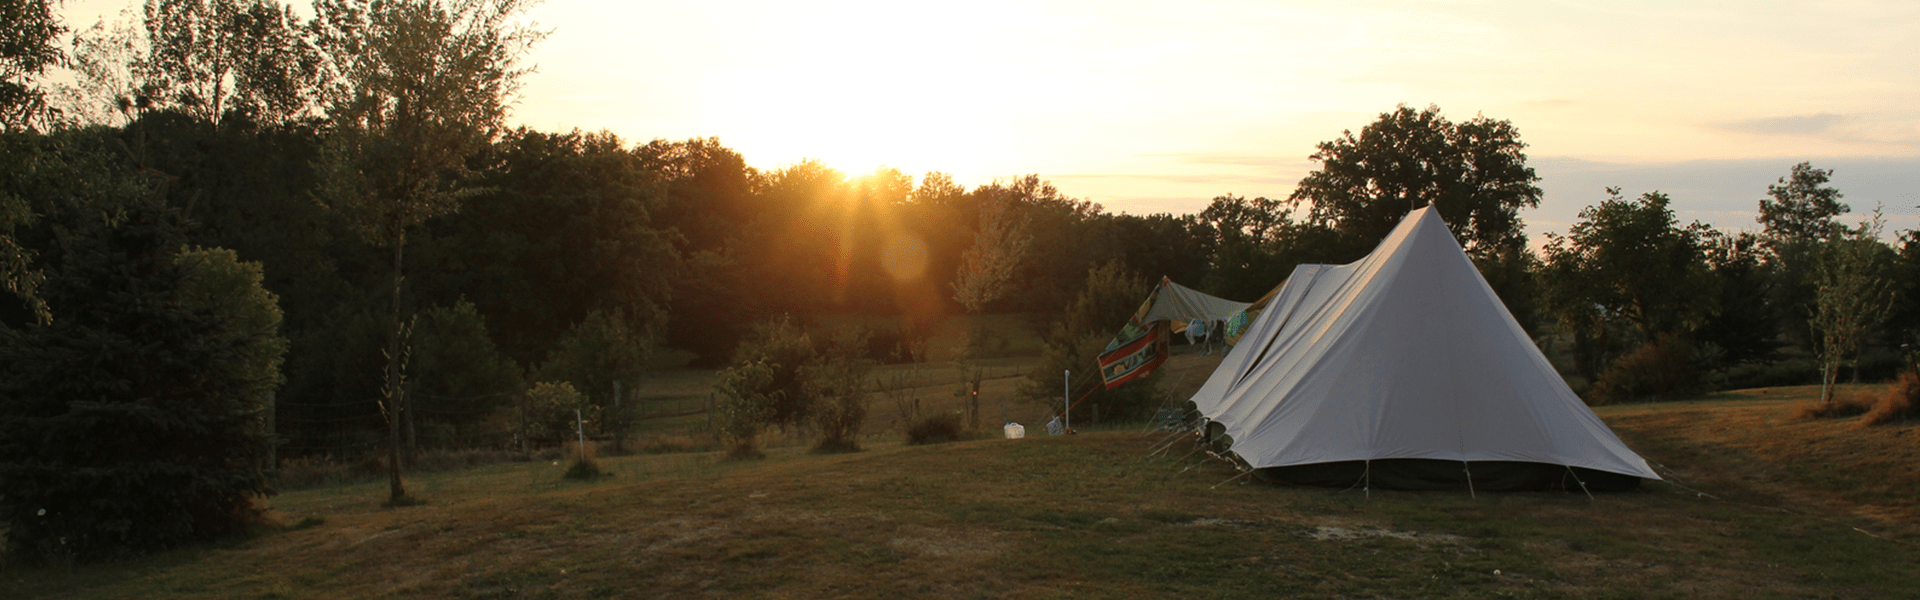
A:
637 138 758 363
1197 195 1293 300
143 0 321 125
1887 232 1920 351
1758 162 1849 350
0 0 64 131
1540 189 1717 381
1017 260 1161 422
1758 162 1849 251
173 245 289 419
952 192 1031 313
308 0 545 503
1108 213 1211 289
992 175 1112 314
1696 230 1777 364
1288 104 1542 262
0 197 282 562
411 299 522 448
417 129 677 366
536 310 649 453
1809 211 1897 406
713 317 817 458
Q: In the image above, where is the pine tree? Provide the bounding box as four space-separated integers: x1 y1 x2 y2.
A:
0 197 280 562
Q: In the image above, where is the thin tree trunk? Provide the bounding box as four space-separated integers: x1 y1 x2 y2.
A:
1820 360 1839 407
385 228 408 502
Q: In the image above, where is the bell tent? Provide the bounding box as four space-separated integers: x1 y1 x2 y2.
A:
1187 206 1660 491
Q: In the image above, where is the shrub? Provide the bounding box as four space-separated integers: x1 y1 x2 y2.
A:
1859 369 1920 427
562 457 608 480
714 318 875 457
525 381 587 445
810 328 872 453
1589 335 1701 404
715 360 778 460
907 413 965 445
810 364 870 453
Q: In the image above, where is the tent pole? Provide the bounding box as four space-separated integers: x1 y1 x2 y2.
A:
1463 461 1476 499
1063 370 1071 432
1566 465 1595 501
1363 459 1371 500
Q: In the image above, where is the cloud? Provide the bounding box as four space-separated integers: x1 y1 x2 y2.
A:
1529 155 1920 239
1714 112 1847 137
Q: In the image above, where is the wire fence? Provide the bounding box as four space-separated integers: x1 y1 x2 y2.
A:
272 387 717 462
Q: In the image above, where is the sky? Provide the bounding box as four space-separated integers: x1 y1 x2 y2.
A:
58 0 1920 241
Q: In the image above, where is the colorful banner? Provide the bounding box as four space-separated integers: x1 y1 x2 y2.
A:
1098 320 1169 388
1098 283 1172 388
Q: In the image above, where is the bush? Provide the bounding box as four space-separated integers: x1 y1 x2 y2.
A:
812 394 868 453
907 413 965 445
1860 369 1920 427
714 318 874 457
525 381 586 445
562 457 608 480
1589 335 1702 404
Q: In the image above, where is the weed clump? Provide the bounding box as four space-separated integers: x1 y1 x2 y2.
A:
563 457 609 480
907 413 965 445
1859 369 1920 427
1792 369 1920 426
1795 390 1877 421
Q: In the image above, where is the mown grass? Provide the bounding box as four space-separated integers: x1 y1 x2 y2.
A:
7 382 1920 599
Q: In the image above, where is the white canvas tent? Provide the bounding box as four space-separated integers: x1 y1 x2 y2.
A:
1188 206 1660 491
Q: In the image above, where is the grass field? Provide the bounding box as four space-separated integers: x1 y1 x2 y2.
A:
6 375 1918 599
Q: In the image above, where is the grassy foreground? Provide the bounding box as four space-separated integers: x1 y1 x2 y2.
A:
6 387 1920 599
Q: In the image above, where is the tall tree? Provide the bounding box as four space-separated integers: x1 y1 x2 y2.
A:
0 0 64 131
1757 162 1849 350
144 0 322 125
1288 104 1542 261
0 197 283 562
0 0 63 317
308 0 544 503
1809 211 1896 406
1540 188 1718 379
1758 162 1848 251
951 192 1031 313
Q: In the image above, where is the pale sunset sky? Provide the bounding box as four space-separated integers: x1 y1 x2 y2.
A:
59 0 1920 241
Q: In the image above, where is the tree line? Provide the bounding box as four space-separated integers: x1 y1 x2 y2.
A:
4 0 1919 562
